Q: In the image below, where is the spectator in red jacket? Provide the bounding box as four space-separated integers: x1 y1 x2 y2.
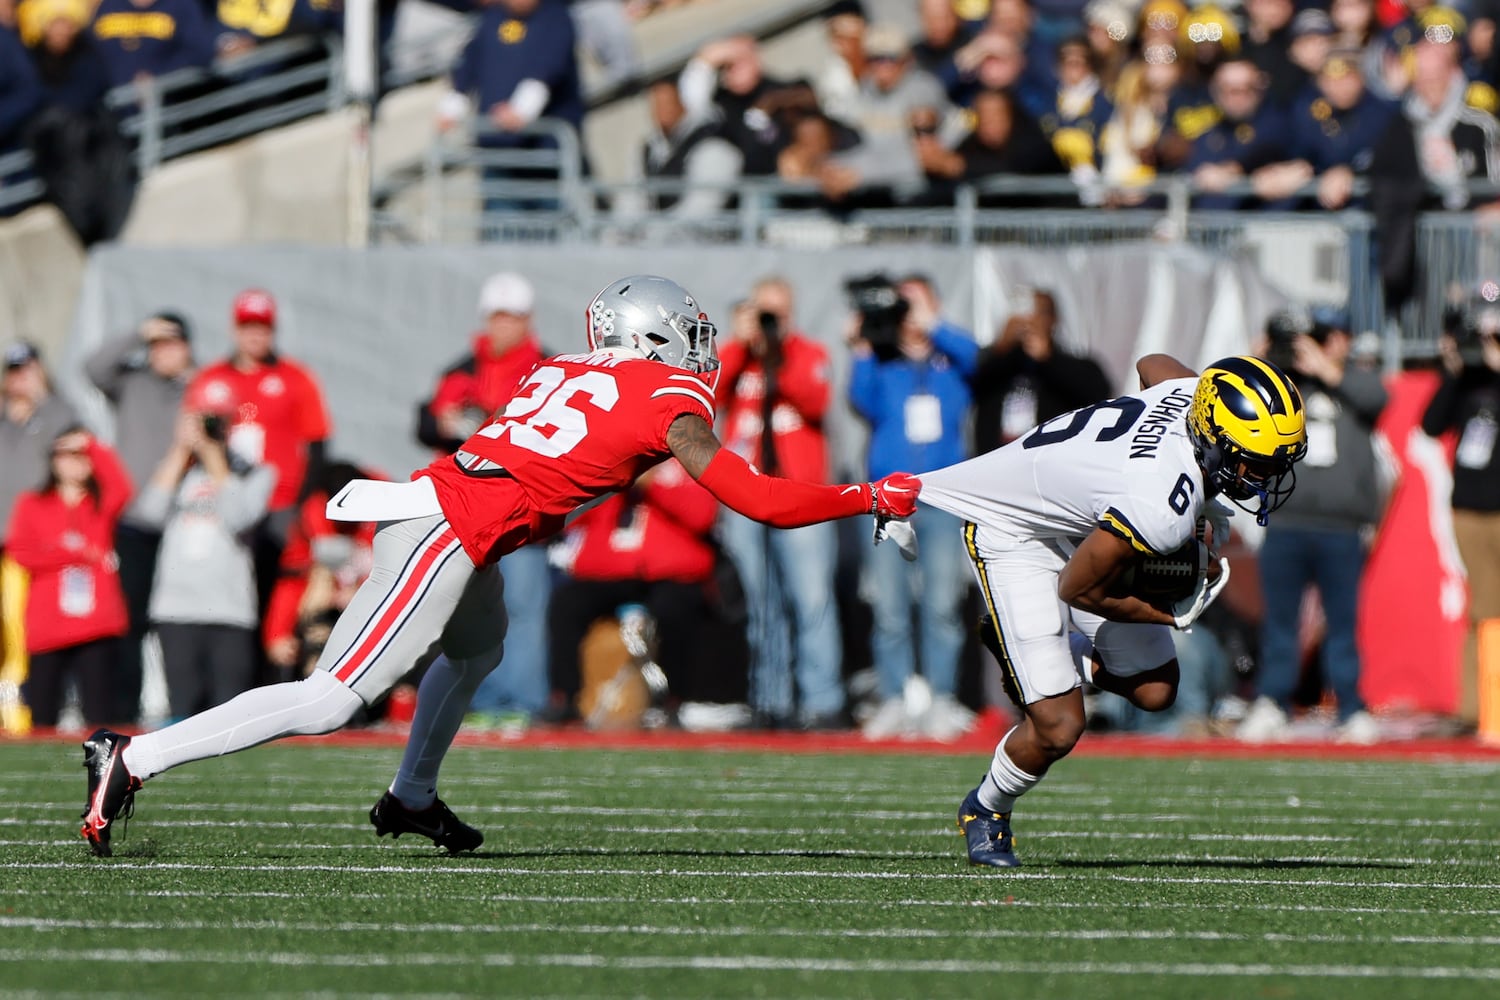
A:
416 272 549 452
414 271 551 727
190 289 331 679
548 457 743 718
713 280 845 729
5 427 132 728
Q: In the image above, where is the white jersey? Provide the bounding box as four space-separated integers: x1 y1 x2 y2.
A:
921 378 1204 556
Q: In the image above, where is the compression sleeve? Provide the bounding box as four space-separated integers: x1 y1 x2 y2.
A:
697 448 870 528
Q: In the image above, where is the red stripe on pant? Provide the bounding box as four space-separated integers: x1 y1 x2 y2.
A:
332 526 458 683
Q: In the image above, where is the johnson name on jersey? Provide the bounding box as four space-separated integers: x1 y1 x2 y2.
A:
919 378 1204 555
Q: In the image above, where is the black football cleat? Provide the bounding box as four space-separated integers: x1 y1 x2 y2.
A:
369 791 484 854
956 784 1020 868
80 729 142 858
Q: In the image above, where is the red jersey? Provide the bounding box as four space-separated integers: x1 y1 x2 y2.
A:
714 333 832 483
5 439 132 653
192 356 331 510
563 458 718 583
429 334 546 418
418 351 715 566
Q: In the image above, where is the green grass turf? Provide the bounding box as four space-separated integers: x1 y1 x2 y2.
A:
1 741 1497 999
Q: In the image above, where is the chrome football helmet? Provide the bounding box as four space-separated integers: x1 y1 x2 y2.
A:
585 275 720 385
1187 355 1308 526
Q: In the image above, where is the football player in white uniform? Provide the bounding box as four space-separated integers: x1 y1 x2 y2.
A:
914 353 1307 867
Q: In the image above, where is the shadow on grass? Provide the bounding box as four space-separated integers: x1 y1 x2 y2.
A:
458 848 955 862
1051 858 1411 871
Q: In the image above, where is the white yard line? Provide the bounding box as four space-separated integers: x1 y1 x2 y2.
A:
4 860 1499 889
3 914 1499 947
4 885 1497 916
2 948 1498 980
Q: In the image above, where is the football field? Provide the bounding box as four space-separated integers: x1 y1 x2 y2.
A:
2 739 1498 998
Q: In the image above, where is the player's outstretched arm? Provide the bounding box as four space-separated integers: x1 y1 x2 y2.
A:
1136 354 1196 389
667 413 919 528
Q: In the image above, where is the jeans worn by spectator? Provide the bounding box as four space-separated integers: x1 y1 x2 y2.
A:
467 541 550 717
1257 525 1367 721
718 510 843 724
864 506 967 701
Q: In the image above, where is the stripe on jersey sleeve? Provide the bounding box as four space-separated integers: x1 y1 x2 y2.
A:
652 385 715 416
1100 507 1160 556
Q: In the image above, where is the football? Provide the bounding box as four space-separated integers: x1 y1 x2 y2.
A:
1113 540 1204 605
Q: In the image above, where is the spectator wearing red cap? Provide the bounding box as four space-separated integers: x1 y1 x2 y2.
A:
5 427 133 729
415 271 553 725
132 382 275 719
189 289 331 681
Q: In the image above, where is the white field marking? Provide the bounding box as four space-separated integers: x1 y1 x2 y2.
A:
2 949 1499 980
8 801 1494 829
5 860 1499 890
4 885 1499 918
5 915 1500 948
0 839 1467 867
3 815 1493 849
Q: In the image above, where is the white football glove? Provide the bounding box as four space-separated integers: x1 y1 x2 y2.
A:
1202 499 1233 555
873 515 919 562
1171 546 1231 630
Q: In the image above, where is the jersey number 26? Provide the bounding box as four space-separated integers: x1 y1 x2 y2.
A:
476 366 620 458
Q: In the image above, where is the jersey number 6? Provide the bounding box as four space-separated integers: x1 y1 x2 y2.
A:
477 366 620 458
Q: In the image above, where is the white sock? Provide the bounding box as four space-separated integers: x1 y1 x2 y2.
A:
122 671 364 781
388 647 502 810
977 726 1041 814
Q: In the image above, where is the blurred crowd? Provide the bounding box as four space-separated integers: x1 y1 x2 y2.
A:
4 268 1495 743
6 0 1500 242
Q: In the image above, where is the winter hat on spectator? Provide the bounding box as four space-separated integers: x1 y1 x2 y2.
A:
1140 0 1189 35
16 0 89 48
1085 0 1137 42
1290 8 1337 39
232 289 277 328
1417 6 1468 43
478 272 535 318
864 24 910 60
1320 45 1366 76
3 341 40 370
1182 4 1241 53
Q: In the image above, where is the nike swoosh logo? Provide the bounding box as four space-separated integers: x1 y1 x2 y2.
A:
335 493 349 508
406 817 446 839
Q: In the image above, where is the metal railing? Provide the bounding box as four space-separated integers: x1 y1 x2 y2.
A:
0 149 45 215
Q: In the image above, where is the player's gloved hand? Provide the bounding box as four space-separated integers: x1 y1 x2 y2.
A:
1201 499 1233 555
873 515 919 562
1171 544 1231 629
869 472 921 519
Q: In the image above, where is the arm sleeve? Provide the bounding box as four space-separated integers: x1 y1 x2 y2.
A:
696 448 869 528
679 58 718 122
1336 368 1389 426
1421 374 1464 436
450 30 480 95
4 499 77 571
131 483 174 529
87 439 135 522
776 343 831 422
221 465 277 533
295 367 332 442
83 335 138 401
931 322 981 377
846 354 885 424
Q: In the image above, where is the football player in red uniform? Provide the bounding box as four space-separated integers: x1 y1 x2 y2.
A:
78 275 922 857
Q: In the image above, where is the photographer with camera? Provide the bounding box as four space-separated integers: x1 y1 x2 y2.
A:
847 273 979 740
1422 285 1500 732
715 278 845 730
1238 305 1388 745
970 288 1111 455
132 381 275 721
